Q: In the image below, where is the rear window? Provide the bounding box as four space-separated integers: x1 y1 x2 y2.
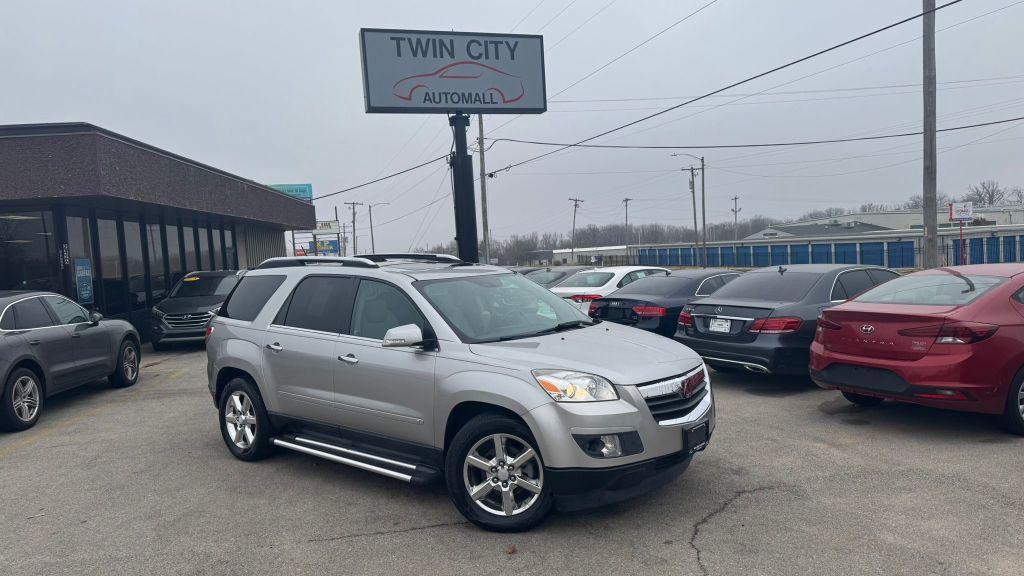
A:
613 276 693 297
524 270 568 286
854 273 1003 306
558 271 614 288
221 275 286 321
710 271 822 302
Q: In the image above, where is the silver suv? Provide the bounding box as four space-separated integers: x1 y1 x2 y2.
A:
206 254 715 531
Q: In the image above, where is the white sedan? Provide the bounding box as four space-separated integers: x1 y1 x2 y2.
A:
550 266 670 312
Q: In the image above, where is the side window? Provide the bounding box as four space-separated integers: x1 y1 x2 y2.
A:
279 276 355 333
221 275 286 321
837 270 874 300
695 276 723 296
350 280 425 340
617 272 638 288
830 281 848 302
0 308 15 330
13 298 56 329
44 296 88 324
867 269 900 285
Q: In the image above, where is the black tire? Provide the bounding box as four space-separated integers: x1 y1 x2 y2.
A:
842 391 884 407
109 339 140 388
0 367 44 432
999 372 1024 436
444 414 553 532
218 378 274 461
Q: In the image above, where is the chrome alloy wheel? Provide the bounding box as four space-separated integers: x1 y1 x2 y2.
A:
224 391 257 449
123 346 138 381
463 433 543 517
1018 382 1024 419
11 375 40 422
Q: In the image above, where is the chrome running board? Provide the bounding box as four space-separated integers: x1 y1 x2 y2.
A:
272 437 414 482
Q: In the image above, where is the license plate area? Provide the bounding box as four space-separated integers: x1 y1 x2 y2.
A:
708 318 731 333
685 423 709 453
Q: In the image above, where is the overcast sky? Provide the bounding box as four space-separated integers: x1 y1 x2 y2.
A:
2 0 1022 251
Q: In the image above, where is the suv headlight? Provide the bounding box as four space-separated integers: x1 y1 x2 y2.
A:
531 370 618 402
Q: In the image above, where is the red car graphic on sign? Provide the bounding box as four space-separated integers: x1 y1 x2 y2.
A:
392 61 525 104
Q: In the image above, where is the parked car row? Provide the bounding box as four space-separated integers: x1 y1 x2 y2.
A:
538 261 1024 436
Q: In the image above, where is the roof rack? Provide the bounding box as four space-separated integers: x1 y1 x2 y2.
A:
254 256 379 270
355 253 465 264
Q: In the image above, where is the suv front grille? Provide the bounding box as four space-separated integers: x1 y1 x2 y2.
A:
164 311 213 329
637 368 709 425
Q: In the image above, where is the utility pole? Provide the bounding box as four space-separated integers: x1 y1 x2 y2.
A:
622 198 633 265
477 114 491 264
688 167 700 266
334 206 341 257
569 197 584 264
368 202 388 254
922 0 939 268
341 222 348 256
731 196 741 242
344 201 363 255
700 157 707 269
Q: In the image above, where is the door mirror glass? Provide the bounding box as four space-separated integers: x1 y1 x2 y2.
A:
382 324 424 348
89 311 103 324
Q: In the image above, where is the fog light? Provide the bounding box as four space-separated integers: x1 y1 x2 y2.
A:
573 431 643 458
598 434 622 458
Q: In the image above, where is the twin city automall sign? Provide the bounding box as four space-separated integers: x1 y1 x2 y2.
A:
360 28 546 114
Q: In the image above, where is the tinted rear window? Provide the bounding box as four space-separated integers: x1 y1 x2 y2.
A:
613 276 693 297
710 272 822 302
279 276 355 333
558 272 614 288
221 275 285 321
855 274 1003 305
524 270 569 286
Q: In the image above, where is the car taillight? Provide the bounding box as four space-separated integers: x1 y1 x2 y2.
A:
749 317 803 334
204 325 215 341
570 294 602 303
898 321 998 344
632 306 666 318
678 311 693 327
817 317 842 331
588 301 601 317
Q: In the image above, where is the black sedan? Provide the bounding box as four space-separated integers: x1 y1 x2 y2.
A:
0 291 140 432
523 266 594 288
588 269 739 337
676 264 899 375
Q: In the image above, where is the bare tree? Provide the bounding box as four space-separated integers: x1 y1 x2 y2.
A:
1008 186 1024 205
962 180 1006 207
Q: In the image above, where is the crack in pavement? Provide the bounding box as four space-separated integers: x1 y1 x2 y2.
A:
306 519 469 542
689 485 781 576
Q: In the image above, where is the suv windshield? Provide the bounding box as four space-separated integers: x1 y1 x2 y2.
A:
557 271 614 288
416 273 592 343
169 275 239 298
710 271 821 302
854 272 1003 305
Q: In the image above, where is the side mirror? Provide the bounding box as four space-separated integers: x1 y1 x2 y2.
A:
382 324 424 348
89 311 103 325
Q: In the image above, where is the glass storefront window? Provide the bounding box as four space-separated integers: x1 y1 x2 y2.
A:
147 221 166 301
166 222 183 284
211 224 223 270
0 210 59 292
182 224 197 273
224 226 236 269
66 214 97 306
197 225 210 271
97 216 126 315
123 218 147 311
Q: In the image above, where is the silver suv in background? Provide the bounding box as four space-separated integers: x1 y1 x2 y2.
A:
206 254 715 531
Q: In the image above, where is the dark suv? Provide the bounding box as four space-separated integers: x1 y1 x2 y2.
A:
150 271 240 350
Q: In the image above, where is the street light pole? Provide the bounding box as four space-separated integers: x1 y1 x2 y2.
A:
368 202 389 254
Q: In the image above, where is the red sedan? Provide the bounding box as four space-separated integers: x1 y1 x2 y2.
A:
809 264 1024 434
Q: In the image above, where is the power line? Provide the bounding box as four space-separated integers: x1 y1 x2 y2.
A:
511 0 547 31
313 153 449 201
373 168 452 229
483 0 965 175
536 0 580 32
486 114 1024 151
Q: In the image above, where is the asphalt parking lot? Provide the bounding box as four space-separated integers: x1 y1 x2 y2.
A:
1 346 1021 576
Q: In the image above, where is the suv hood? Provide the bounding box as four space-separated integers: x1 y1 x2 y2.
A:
468 322 701 385
153 295 224 314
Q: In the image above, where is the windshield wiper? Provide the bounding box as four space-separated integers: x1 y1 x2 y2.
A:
480 320 595 343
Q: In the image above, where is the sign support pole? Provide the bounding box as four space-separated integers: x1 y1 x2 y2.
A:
449 113 479 263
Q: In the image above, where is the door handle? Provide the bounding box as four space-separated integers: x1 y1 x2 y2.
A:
265 342 283 352
337 354 359 365
28 339 41 346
